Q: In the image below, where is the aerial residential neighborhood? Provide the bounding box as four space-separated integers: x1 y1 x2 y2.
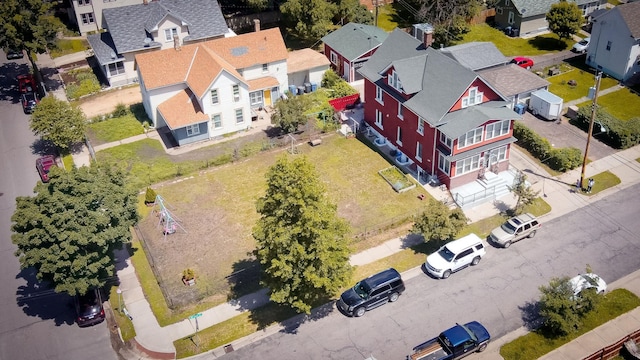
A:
2 0 640 359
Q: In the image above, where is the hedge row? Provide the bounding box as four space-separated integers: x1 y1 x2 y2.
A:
513 122 583 172
572 106 640 149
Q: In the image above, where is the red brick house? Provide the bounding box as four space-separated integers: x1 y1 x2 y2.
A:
358 29 521 192
321 23 388 82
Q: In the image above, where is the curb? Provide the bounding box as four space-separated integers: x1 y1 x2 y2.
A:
131 339 175 360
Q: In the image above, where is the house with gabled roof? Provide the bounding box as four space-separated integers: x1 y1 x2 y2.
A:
358 29 522 203
586 1 640 84
135 27 288 146
87 0 232 88
440 42 510 71
321 22 388 82
494 0 606 37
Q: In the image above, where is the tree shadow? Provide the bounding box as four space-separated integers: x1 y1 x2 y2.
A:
15 267 76 326
0 62 33 103
129 103 150 125
226 258 262 301
528 37 569 52
518 300 544 331
30 138 58 156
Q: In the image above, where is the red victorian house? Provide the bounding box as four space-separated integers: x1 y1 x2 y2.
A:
358 29 521 198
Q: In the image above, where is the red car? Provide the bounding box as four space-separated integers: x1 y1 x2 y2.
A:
511 57 534 70
17 74 36 94
36 155 56 183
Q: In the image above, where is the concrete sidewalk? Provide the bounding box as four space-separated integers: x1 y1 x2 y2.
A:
111 142 640 359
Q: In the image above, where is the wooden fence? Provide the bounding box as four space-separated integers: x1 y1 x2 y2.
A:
583 328 640 360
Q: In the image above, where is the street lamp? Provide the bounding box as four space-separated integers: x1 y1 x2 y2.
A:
116 288 123 313
580 72 602 191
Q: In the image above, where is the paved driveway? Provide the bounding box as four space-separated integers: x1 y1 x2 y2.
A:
519 111 616 161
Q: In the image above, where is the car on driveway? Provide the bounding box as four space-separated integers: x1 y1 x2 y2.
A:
6 49 24 60
21 92 38 114
489 213 540 248
74 288 105 327
572 37 590 53
569 273 607 295
36 155 56 183
511 57 534 69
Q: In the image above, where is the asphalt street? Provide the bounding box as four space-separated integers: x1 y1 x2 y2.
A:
0 52 116 360
218 183 640 360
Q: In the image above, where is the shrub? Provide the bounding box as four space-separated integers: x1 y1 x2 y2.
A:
573 106 640 149
112 103 128 118
514 122 582 172
547 147 583 172
145 187 157 204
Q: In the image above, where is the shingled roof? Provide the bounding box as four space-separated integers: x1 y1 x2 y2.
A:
440 42 510 71
321 22 389 62
103 0 228 55
510 0 602 18
616 1 640 39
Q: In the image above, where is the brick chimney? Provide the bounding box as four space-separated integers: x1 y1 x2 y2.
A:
254 19 260 32
422 30 433 48
413 23 434 48
173 34 181 51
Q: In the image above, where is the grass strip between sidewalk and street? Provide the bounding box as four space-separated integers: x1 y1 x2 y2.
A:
568 170 621 195
500 289 640 360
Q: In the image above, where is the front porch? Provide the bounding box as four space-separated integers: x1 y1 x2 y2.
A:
450 168 520 209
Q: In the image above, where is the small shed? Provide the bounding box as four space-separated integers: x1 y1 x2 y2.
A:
529 89 563 121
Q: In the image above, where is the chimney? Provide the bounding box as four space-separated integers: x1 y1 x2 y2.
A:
423 29 433 48
254 19 260 32
173 34 181 51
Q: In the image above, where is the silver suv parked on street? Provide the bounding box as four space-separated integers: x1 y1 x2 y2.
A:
489 213 540 248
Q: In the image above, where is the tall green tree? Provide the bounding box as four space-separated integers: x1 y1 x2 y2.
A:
271 95 310 134
511 173 540 215
546 0 583 40
412 198 468 243
280 0 337 39
30 95 86 150
0 0 63 86
253 156 352 314
336 0 374 25
12 166 139 296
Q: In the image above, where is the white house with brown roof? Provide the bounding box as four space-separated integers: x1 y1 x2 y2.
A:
135 27 288 146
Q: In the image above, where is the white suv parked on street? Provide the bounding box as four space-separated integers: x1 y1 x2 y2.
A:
425 233 486 279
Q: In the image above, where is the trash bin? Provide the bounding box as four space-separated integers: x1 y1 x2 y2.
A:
311 83 318 92
288 85 297 95
304 82 312 93
514 103 526 115
297 86 305 95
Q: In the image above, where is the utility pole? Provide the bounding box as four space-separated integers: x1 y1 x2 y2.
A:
580 72 602 191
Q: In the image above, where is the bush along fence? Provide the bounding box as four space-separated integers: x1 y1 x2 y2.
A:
513 122 583 172
572 106 640 150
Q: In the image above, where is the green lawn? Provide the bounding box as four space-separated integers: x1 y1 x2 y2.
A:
577 171 621 195
576 88 640 121
547 68 619 102
456 24 575 57
500 289 640 360
86 115 145 144
49 38 90 58
107 283 136 341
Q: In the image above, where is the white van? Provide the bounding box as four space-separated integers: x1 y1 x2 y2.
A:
425 233 486 279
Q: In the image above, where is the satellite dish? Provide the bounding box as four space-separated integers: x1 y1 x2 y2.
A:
110 51 117 59
144 37 152 46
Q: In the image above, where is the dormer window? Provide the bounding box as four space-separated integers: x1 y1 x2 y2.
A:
164 28 178 42
462 86 483 108
388 70 402 92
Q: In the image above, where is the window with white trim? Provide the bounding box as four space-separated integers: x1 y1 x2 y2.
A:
107 62 124 77
388 70 402 91
262 63 268 72
81 13 95 24
330 51 338 64
496 7 503 15
485 120 510 139
235 108 244 123
438 153 450 174
497 146 507 161
397 103 404 119
397 127 402 145
164 28 178 42
416 142 423 161
505 0 510 5
508 11 514 24
78 0 91 5
232 84 240 102
211 89 219 105
417 117 425 135
461 87 483 108
458 127 483 149
375 86 383 104
186 124 200 136
249 91 263 106
375 109 383 128
439 133 452 149
456 154 481 175
211 114 222 128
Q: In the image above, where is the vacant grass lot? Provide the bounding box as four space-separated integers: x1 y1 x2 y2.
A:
500 289 640 360
131 134 427 310
50 38 89 58
86 115 145 144
456 24 574 56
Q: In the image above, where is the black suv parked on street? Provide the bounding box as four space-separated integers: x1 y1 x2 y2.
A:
337 268 405 317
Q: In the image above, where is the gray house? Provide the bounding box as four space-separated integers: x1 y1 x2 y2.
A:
87 0 231 87
586 1 640 84
494 0 607 37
